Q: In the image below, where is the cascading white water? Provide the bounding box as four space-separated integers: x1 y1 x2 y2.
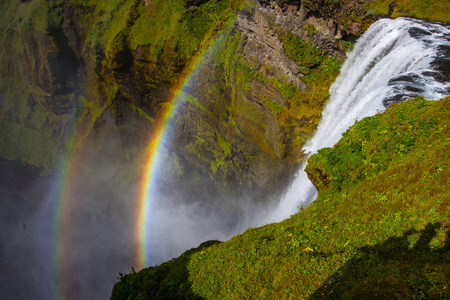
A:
267 17 450 222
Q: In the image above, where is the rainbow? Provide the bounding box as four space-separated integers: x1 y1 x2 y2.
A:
136 32 229 269
50 26 233 299
52 121 89 300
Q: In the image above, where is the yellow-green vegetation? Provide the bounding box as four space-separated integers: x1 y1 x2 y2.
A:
112 96 450 299
169 30 275 193
67 0 251 138
367 0 450 23
275 35 343 158
111 241 221 300
282 32 325 69
0 0 251 174
177 1 235 60
69 0 249 74
0 0 74 173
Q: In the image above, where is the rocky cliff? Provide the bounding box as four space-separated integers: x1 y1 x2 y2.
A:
0 0 381 203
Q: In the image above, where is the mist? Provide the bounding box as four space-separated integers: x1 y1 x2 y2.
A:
0 103 291 300
146 173 284 265
53 150 138 300
0 147 140 300
0 159 54 300
0 133 292 300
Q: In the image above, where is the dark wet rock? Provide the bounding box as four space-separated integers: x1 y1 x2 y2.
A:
185 0 210 7
47 27 81 91
388 74 421 85
430 45 450 84
383 94 412 107
388 2 397 15
107 31 133 73
0 91 4 109
423 71 448 84
404 86 425 93
240 7 254 20
26 95 36 109
408 27 432 38
307 166 331 189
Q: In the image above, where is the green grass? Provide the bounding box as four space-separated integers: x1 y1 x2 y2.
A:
111 241 220 300
112 96 450 299
176 0 235 61
129 0 185 60
367 0 450 22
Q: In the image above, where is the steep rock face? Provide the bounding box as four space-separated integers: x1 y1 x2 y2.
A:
0 0 373 196
0 0 83 172
164 0 369 199
179 0 383 187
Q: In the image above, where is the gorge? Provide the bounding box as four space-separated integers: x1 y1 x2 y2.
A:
0 0 449 299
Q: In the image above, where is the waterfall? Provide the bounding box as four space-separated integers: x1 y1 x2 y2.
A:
267 17 450 222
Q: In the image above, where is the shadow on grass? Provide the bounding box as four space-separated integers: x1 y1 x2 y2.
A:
311 223 450 299
111 240 220 300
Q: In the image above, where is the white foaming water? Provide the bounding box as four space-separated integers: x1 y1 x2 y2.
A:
266 17 450 223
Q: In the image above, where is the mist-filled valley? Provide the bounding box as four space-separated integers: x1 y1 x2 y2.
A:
1 0 449 299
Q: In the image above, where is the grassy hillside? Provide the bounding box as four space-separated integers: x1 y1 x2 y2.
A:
366 0 450 23
111 95 450 299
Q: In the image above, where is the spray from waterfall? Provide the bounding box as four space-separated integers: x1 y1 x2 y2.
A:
267 17 450 223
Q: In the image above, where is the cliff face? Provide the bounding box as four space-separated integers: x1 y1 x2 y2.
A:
0 1 80 173
4 0 378 202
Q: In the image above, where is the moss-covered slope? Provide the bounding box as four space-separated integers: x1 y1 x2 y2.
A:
365 0 450 23
112 96 450 299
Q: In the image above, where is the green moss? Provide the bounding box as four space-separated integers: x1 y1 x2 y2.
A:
0 0 71 173
305 24 317 37
185 94 207 113
211 134 232 174
268 78 297 100
366 0 450 23
112 96 450 299
0 0 244 174
129 0 184 60
282 32 324 68
111 241 221 300
263 97 285 116
0 120 59 175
